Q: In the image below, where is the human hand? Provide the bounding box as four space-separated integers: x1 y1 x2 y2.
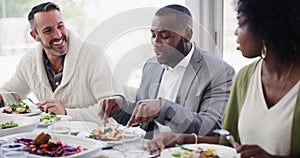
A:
37 99 66 115
98 96 123 124
146 132 187 155
127 99 161 127
237 144 273 158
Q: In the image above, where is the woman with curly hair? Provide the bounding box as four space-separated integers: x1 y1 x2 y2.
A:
146 0 300 157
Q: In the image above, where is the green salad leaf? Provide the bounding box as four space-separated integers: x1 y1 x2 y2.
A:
0 121 19 129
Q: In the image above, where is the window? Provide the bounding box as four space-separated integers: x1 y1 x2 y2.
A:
0 0 184 88
0 0 257 98
223 0 258 72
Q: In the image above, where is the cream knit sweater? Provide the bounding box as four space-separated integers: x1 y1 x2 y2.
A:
0 30 116 124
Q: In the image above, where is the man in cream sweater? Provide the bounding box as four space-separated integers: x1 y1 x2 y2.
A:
0 2 114 123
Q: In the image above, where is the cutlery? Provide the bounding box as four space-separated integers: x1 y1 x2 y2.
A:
103 122 106 133
0 91 35 104
70 131 80 136
0 92 16 94
148 153 160 158
101 146 113 150
213 129 237 148
23 97 35 105
0 91 18 102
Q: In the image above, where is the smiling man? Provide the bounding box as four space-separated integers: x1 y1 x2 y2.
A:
0 2 115 124
99 4 235 139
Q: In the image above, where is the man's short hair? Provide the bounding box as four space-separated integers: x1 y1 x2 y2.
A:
28 2 60 33
155 4 193 30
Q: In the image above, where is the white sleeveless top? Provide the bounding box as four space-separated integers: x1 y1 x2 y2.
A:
238 60 300 156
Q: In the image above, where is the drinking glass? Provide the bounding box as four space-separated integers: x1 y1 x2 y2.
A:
51 120 71 134
0 143 26 157
3 151 27 158
121 130 145 158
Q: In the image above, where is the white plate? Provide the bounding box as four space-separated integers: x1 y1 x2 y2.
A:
47 121 99 135
0 104 42 116
160 143 238 158
0 132 104 158
0 115 39 137
78 126 146 144
38 114 72 127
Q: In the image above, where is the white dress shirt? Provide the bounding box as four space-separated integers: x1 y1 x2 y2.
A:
156 43 195 133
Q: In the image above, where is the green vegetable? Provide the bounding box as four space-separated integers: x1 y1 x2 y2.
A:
104 127 113 134
181 146 193 152
0 121 19 129
9 101 31 114
171 152 182 157
40 114 61 123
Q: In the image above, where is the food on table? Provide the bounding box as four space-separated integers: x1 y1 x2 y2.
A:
91 155 109 158
87 127 122 141
39 114 61 124
0 121 19 129
2 101 32 114
34 132 51 145
171 146 220 158
14 132 87 157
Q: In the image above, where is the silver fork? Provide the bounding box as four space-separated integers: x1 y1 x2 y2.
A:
213 129 237 148
0 91 35 104
22 97 35 104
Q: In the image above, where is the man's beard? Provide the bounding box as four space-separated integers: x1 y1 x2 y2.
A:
176 37 186 56
166 37 186 66
40 35 68 57
42 43 67 57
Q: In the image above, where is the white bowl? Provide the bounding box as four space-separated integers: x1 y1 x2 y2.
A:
0 115 39 137
47 121 99 135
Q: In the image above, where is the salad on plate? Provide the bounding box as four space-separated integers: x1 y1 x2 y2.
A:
38 114 72 126
171 145 219 158
2 101 32 114
0 121 19 129
1 101 42 116
161 144 237 158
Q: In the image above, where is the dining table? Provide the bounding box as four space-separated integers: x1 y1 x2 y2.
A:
30 114 155 158
1 111 239 158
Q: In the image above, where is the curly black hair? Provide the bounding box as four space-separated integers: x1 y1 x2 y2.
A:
236 0 300 61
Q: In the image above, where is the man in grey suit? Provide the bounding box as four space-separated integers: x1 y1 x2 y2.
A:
99 4 235 139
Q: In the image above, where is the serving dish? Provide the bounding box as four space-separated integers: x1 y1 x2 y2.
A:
0 132 104 158
0 104 42 116
38 114 72 127
0 115 39 137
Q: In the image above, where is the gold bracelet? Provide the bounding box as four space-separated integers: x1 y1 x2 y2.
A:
192 133 198 144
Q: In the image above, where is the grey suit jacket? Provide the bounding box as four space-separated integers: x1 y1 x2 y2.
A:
113 46 235 139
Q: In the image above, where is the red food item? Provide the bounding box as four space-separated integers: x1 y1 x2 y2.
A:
14 133 84 157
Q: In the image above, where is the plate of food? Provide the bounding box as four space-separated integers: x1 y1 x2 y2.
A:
39 114 72 127
0 115 39 137
79 126 146 144
160 143 238 158
0 132 104 158
0 101 42 116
